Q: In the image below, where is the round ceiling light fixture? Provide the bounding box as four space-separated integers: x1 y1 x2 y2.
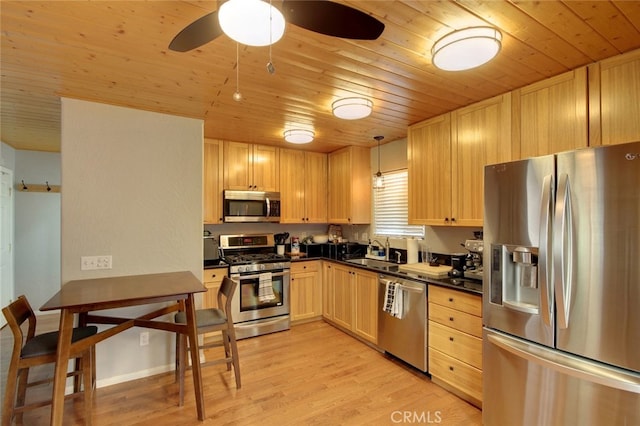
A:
332 97 373 120
284 129 315 144
432 27 502 71
219 0 285 47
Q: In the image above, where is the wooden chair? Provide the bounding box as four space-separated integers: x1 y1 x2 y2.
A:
174 276 241 406
2 295 97 426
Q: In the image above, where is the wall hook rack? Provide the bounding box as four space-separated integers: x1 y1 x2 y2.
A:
15 180 61 193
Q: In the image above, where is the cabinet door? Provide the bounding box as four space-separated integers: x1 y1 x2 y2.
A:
203 139 223 224
332 263 353 329
353 269 378 344
290 261 322 322
304 152 328 223
279 149 306 223
322 262 334 320
223 141 252 190
594 49 640 146
452 93 511 226
408 114 452 225
202 269 227 339
515 68 588 158
328 148 351 223
252 144 279 191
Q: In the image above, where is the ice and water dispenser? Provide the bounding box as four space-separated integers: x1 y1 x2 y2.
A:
490 244 540 314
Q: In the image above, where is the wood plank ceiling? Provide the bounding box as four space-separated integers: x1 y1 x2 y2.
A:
2 1 640 153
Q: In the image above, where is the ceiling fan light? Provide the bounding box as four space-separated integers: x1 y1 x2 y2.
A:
432 27 502 71
219 0 285 47
284 129 314 144
332 97 373 120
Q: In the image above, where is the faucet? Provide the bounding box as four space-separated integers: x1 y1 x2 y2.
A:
371 239 386 259
395 251 402 263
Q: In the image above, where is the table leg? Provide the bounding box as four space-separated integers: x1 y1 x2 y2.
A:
51 309 74 425
184 294 205 420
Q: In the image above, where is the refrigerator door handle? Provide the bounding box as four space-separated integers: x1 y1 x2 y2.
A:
487 331 640 393
553 173 573 329
538 174 554 326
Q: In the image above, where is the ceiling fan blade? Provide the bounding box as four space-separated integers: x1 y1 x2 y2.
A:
282 0 384 40
169 11 223 52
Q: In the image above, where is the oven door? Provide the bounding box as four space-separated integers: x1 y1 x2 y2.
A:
231 269 290 323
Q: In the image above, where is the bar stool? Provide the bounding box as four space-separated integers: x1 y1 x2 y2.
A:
2 295 97 426
174 276 241 405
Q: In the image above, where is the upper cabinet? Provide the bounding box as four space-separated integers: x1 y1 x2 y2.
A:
280 149 328 223
328 146 371 224
223 141 279 191
512 67 588 159
203 139 223 224
408 94 511 226
589 49 640 147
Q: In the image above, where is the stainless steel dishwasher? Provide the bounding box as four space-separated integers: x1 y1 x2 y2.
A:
378 274 427 372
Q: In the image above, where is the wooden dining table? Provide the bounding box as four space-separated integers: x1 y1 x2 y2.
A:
40 271 207 425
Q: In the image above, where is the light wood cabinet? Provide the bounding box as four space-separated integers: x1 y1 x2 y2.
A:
202 268 227 339
322 262 378 344
280 149 327 223
428 285 483 407
328 146 371 224
589 49 640 147
203 139 224 224
290 261 323 323
223 141 279 191
408 93 511 226
512 67 588 159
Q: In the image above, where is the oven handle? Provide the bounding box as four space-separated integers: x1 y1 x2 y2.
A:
234 317 288 329
232 270 290 280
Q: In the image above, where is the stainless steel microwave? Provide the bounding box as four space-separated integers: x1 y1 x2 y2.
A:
223 190 281 223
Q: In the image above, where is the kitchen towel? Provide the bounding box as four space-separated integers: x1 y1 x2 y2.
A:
383 280 405 319
407 238 419 264
258 272 276 302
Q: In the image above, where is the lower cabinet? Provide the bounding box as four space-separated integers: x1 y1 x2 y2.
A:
322 261 378 345
202 268 227 339
428 285 483 408
290 260 322 323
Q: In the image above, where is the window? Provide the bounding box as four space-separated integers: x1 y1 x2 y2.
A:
373 169 424 238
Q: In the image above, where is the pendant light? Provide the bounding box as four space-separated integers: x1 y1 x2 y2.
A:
233 42 242 102
373 135 385 190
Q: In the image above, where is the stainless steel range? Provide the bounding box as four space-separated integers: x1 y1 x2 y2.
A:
219 233 291 339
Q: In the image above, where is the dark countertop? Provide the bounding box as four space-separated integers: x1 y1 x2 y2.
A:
204 255 482 296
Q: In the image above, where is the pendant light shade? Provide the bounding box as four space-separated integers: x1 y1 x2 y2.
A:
432 27 502 71
219 0 285 47
332 97 373 120
284 129 314 144
373 135 385 190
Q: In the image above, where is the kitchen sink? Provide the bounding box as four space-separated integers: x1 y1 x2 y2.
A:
345 258 399 272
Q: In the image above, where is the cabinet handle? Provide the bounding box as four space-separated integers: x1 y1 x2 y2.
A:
449 366 454 371
448 297 454 302
449 337 454 342
449 317 454 322
451 217 456 223
444 217 449 222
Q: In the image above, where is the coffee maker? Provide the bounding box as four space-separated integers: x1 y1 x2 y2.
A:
463 239 484 280
449 254 466 278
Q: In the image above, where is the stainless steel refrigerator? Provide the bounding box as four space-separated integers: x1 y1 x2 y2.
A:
483 141 640 425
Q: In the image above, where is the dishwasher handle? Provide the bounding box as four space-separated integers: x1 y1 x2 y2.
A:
379 277 425 294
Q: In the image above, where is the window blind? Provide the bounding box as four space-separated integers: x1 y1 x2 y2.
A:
373 170 425 238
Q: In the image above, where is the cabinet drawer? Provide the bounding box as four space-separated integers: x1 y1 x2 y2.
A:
291 261 320 274
429 321 482 369
429 348 482 403
429 303 482 337
429 285 482 316
202 269 226 284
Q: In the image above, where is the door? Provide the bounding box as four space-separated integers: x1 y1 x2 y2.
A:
1 167 14 325
483 155 555 347
555 141 640 372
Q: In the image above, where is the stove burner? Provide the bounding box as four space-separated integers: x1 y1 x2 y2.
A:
222 253 286 265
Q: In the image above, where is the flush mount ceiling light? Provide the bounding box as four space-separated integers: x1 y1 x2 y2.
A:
284 129 315 144
432 26 502 71
218 0 285 47
332 97 373 120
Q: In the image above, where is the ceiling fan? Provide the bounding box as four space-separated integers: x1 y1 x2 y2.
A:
169 0 385 52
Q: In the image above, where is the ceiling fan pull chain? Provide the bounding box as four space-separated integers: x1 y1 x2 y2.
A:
267 0 276 74
233 42 242 102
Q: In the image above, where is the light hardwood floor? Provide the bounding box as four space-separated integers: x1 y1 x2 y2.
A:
1 319 481 425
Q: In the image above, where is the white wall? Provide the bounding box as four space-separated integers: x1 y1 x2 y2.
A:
14 150 61 312
61 98 203 386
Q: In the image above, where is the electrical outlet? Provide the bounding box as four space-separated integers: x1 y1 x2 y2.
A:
362 232 368 241
139 332 149 346
81 255 112 270
353 232 359 241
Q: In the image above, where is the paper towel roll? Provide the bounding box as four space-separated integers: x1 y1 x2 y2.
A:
407 238 419 264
